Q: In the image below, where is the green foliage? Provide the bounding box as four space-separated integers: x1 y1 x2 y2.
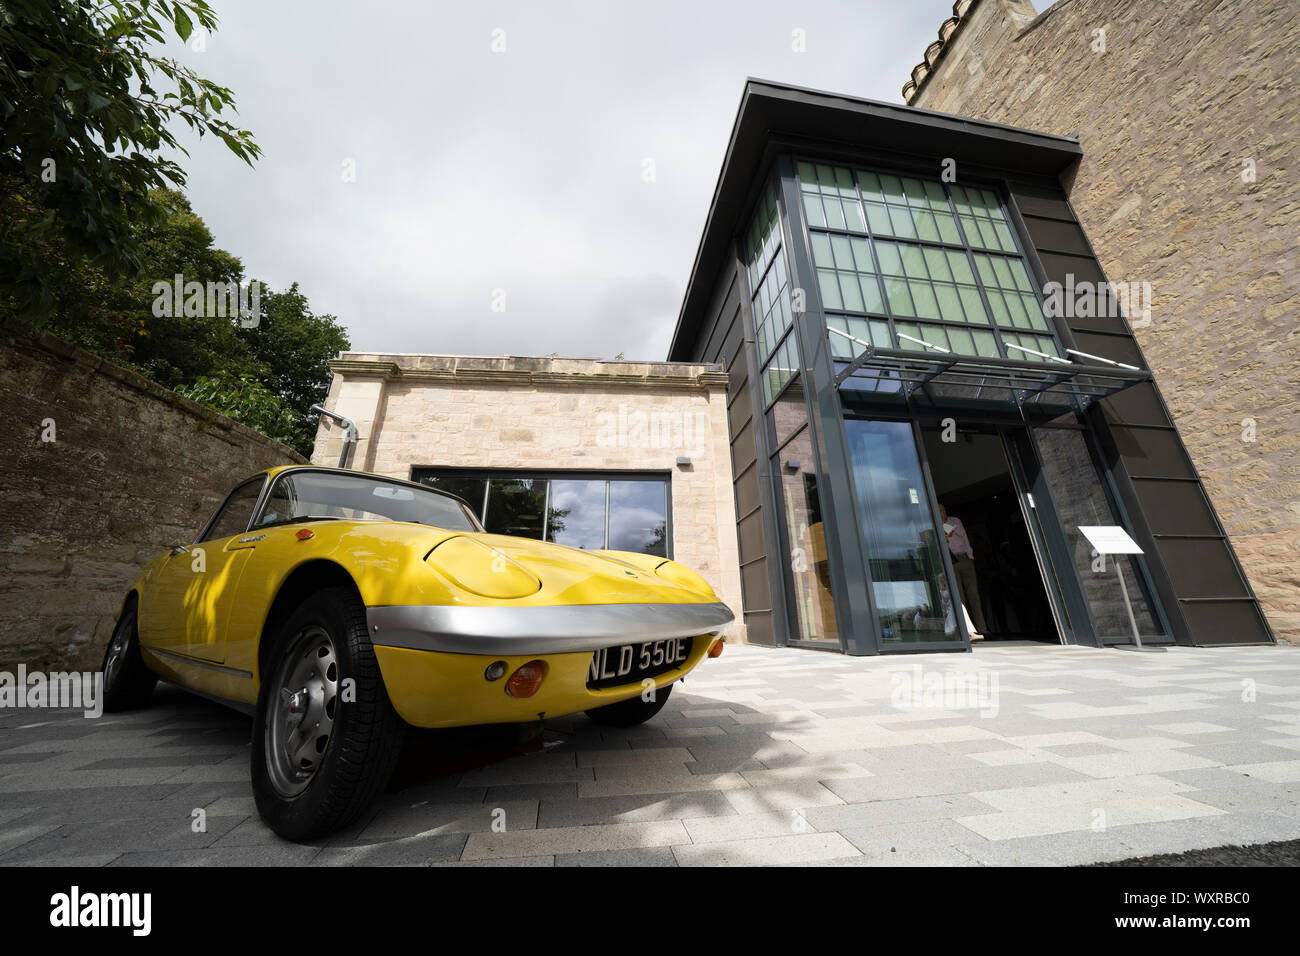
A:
238 282 351 455
2 188 349 457
30 188 254 388
0 0 260 313
0 3 342 457
176 373 300 450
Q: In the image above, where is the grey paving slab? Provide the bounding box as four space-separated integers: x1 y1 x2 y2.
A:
0 814 247 863
106 844 323 866
802 794 999 830
555 847 679 866
4 642 1300 866
313 833 469 866
461 820 690 861
672 832 862 866
538 792 737 829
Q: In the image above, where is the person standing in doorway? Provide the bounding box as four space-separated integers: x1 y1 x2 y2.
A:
939 503 986 641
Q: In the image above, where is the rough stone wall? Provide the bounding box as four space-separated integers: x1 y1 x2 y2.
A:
0 332 306 671
911 0 1300 641
313 354 745 633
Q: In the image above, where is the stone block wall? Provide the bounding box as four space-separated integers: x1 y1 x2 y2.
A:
907 0 1299 640
0 331 305 671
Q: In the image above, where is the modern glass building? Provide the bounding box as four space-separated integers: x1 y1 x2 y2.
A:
668 81 1274 654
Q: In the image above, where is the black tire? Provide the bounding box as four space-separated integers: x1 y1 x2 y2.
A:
101 599 157 712
251 585 405 841
585 683 673 727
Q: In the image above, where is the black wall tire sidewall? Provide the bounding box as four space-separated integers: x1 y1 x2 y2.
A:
251 585 404 842
101 602 157 712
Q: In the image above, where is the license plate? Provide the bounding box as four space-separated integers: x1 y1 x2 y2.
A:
587 638 692 689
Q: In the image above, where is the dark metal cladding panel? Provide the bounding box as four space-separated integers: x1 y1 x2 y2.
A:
734 459 761 523
1181 600 1274 646
743 609 776 646
1107 426 1199 479
1154 538 1251 598
731 420 757 477
1070 331 1146 369
737 506 766 560
1009 179 1272 645
1098 382 1173 428
682 258 772 632
1129 479 1221 536
1021 215 1093 257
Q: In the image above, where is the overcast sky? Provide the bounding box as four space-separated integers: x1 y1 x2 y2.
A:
172 0 970 361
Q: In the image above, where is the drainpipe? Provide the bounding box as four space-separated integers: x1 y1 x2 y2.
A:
309 404 357 469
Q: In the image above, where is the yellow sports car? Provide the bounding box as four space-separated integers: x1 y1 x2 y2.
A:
102 465 733 839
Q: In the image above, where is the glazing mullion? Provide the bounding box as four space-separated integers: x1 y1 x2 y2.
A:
942 184 1014 361
840 172 897 354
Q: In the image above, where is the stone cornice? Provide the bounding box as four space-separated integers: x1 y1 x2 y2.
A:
327 356 728 392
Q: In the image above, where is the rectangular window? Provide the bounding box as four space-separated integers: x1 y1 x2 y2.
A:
797 160 1060 364
412 470 670 557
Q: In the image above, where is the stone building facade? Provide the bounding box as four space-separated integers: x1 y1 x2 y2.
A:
310 353 745 630
902 0 1299 641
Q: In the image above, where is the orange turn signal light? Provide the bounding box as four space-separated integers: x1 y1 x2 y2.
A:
506 660 548 698
295 529 314 540
708 638 725 658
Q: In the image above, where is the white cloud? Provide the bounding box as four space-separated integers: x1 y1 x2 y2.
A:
171 0 953 360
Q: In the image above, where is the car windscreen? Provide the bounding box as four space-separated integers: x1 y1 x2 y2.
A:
255 472 481 531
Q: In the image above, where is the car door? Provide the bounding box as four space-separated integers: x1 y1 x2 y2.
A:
140 476 266 663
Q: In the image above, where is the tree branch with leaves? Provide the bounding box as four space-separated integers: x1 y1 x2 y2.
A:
0 0 260 315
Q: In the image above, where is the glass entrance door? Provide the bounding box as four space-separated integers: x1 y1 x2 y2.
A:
919 423 1067 644
843 418 962 647
1023 423 1167 644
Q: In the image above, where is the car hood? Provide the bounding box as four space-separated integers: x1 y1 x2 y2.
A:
424 530 718 605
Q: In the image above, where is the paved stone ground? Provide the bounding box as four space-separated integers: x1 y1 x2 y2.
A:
2 641 1299 866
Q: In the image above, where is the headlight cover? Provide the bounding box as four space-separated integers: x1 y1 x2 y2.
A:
653 559 716 598
426 536 541 599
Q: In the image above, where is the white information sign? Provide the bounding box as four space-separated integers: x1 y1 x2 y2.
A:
1078 526 1146 647
1078 525 1143 555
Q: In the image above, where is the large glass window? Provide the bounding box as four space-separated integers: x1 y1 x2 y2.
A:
844 418 959 644
484 478 548 539
413 470 670 557
775 427 839 643
744 180 800 407
608 481 668 557
798 160 1064 363
546 479 606 551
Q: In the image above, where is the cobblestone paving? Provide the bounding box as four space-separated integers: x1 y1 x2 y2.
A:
2 641 1299 866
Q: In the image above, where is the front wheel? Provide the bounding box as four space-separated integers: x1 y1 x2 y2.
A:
585 683 673 727
101 600 156 712
251 586 404 841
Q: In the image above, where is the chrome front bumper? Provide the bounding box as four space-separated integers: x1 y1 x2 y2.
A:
366 601 735 656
